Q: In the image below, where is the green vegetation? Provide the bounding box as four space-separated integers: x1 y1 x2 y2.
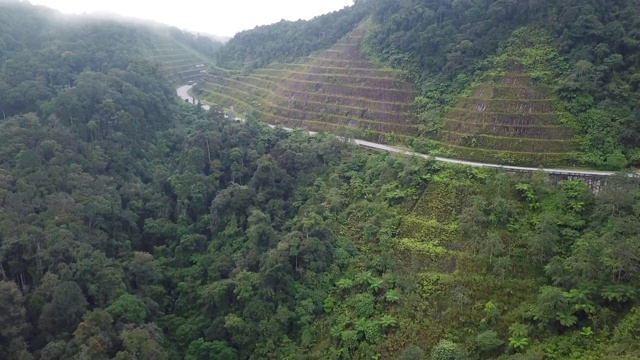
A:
365 0 640 168
216 0 371 70
2 1 640 360
211 0 640 169
200 24 419 145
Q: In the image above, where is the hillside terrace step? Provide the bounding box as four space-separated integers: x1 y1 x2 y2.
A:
443 131 576 152
461 99 554 113
201 91 403 141
205 73 416 113
203 83 416 131
444 119 572 140
251 74 415 97
259 68 407 83
447 109 559 126
207 76 415 118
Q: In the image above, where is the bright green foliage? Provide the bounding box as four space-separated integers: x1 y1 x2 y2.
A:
379 315 397 329
482 300 499 326
580 327 593 337
336 278 355 290
508 323 530 351
601 285 637 303
430 340 468 360
324 295 336 314
556 312 578 328
385 289 401 303
106 294 147 325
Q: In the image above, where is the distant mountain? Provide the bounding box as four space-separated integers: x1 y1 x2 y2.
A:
216 1 372 70
209 34 231 43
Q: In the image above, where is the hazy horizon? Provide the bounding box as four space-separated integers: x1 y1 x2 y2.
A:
28 0 354 38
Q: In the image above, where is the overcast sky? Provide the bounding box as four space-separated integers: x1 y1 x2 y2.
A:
29 0 354 38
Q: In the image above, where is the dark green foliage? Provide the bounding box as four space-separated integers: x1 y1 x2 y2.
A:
474 330 504 353
106 294 147 325
3 2 640 360
398 345 425 360
0 280 27 340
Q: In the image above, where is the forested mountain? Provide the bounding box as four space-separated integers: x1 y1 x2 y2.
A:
216 0 372 70
0 0 220 96
2 1 640 360
364 0 640 169
210 0 640 169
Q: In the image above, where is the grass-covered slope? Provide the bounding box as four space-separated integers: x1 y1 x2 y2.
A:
199 24 418 143
365 0 640 169
147 39 211 84
440 64 577 167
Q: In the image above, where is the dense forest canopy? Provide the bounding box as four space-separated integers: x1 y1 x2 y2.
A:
1 1 640 360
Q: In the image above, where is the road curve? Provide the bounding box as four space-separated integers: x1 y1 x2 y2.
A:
177 85 210 110
176 86 616 177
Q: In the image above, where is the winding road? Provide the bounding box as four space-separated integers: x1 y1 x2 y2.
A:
176 85 616 177
177 85 210 110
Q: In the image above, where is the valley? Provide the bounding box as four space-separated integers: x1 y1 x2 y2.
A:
1 1 640 359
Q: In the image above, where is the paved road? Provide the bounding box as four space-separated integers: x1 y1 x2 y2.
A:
176 86 617 177
351 140 615 176
177 85 210 110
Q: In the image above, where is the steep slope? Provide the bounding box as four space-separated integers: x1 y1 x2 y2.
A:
147 39 211 84
216 1 371 69
365 0 640 169
199 24 418 143
0 1 217 89
146 27 220 84
2 3 640 360
440 64 577 166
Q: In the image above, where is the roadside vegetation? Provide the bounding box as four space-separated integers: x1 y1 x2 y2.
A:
1 1 640 360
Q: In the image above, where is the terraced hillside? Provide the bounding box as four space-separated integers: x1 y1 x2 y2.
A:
440 67 577 167
199 25 418 143
148 40 210 84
